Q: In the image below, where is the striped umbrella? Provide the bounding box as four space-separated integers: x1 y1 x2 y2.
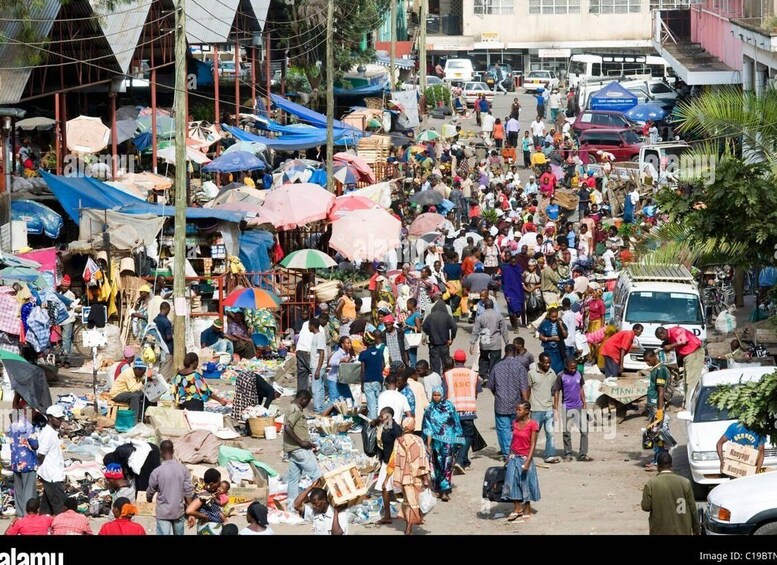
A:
222 287 282 309
280 249 337 270
416 129 440 142
333 163 360 185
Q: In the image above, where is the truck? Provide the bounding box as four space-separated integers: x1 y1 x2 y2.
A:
584 141 692 185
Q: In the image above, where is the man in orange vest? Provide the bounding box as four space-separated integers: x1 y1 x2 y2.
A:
443 350 482 475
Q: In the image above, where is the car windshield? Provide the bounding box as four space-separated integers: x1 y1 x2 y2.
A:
625 291 703 325
466 83 486 91
621 130 642 144
528 72 548 78
694 386 731 423
447 61 467 69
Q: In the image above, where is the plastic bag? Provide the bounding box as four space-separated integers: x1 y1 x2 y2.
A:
714 310 737 334
362 424 378 457
419 488 436 514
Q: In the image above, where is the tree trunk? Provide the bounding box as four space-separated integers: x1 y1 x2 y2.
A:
734 265 745 308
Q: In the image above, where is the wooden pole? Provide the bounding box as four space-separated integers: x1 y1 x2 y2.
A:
251 45 256 108
235 39 241 120
265 33 271 114
326 0 334 193
173 0 188 370
151 68 158 173
390 0 397 89
110 92 118 180
419 0 427 94
214 46 220 158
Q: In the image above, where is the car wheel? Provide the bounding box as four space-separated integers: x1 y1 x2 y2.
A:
753 522 777 535
691 480 708 501
631 155 640 163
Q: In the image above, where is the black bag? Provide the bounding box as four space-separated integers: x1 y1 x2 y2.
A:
482 466 508 502
472 425 487 452
362 424 378 457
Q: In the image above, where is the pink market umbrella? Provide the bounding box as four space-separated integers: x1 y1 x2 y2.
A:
409 212 446 236
213 202 281 227
333 152 376 183
328 194 379 221
330 208 401 261
262 183 335 230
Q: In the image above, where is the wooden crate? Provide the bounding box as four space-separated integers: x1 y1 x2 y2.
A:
357 135 391 165
322 463 368 506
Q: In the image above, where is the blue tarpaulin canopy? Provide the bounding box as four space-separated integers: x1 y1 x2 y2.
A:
239 230 274 286
271 94 357 131
11 200 63 238
39 171 245 224
589 82 638 112
223 125 360 151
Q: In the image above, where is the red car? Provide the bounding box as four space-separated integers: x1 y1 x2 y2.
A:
572 110 640 136
577 128 644 163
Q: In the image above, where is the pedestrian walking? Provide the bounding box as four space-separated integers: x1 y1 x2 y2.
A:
641 452 700 535
487 344 530 459
554 357 592 462
527 353 560 463
422 299 457 375
443 350 481 474
146 440 194 535
470 298 508 380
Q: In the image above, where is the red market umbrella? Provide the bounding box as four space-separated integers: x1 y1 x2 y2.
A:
328 194 379 221
409 212 446 236
261 183 335 230
333 152 376 183
222 287 281 309
330 208 401 262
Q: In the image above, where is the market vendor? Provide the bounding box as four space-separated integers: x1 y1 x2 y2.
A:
335 284 357 322
110 358 148 421
225 311 257 360
104 463 137 503
200 318 233 356
131 284 152 338
716 420 766 475
113 347 136 382
172 352 229 411
654 326 704 407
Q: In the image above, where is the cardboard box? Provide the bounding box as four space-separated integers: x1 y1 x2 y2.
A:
228 486 268 506
722 442 759 478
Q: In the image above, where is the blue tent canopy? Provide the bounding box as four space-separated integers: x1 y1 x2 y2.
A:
202 151 266 173
589 82 638 112
11 200 63 238
222 125 360 151
39 171 245 224
271 94 356 131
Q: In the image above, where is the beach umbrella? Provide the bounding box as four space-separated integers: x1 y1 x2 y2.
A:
416 129 440 142
224 141 267 155
188 120 222 149
410 190 443 206
332 163 360 185
625 103 667 123
222 287 281 309
328 194 379 220
137 114 175 138
280 249 337 270
279 159 313 183
66 115 110 154
157 145 211 166
15 117 55 131
261 183 336 230
333 152 376 183
116 106 140 121
330 208 401 261
409 212 446 236
114 119 139 144
202 151 266 173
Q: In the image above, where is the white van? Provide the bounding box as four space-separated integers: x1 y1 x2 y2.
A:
444 59 474 84
610 264 706 371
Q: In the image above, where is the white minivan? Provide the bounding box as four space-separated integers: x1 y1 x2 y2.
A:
610 264 706 371
444 59 474 84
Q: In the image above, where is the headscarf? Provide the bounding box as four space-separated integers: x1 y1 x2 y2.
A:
430 385 444 403
401 417 416 433
363 331 376 346
422 386 464 445
119 503 138 519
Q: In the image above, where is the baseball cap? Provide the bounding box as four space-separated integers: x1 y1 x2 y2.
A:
46 405 65 419
60 275 71 287
453 349 467 362
383 314 395 324
138 284 151 293
104 463 124 480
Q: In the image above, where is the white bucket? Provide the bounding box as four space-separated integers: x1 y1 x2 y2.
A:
264 426 277 440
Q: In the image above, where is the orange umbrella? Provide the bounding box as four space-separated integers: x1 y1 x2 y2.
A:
223 287 281 309
330 208 401 261
333 152 376 184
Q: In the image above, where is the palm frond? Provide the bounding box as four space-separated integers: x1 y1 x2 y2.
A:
638 222 750 268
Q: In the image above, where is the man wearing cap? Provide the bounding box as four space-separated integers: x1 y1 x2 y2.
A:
110 358 148 421
443 350 482 474
38 405 66 515
104 462 137 503
200 318 234 356
114 347 136 383
57 276 77 356
382 315 408 367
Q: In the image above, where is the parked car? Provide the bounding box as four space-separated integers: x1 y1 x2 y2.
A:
572 110 641 136
524 70 559 93
577 128 644 162
483 64 515 92
462 82 495 107
676 366 777 499
444 58 474 84
621 79 679 104
219 62 247 81
704 471 777 535
425 76 444 87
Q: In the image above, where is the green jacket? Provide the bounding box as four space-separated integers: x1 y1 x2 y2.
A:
641 471 700 535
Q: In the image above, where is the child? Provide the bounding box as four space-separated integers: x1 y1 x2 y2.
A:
215 481 231 509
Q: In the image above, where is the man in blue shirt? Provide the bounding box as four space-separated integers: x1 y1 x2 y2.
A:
716 421 766 474
200 318 234 356
546 197 560 222
359 331 385 420
154 301 174 356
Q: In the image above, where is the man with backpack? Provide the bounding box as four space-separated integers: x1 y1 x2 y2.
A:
643 348 670 472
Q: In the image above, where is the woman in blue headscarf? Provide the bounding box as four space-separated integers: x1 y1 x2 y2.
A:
422 386 464 502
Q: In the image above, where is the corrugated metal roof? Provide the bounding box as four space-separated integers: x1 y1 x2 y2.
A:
0 0 62 104
186 0 239 44
93 0 152 75
247 0 270 31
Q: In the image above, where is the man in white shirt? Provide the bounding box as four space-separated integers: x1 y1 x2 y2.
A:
309 316 329 414
38 405 66 515
294 483 349 535
481 111 496 143
548 89 562 122
561 297 578 360
530 117 546 149
416 360 442 401
377 374 412 423
296 319 322 393
506 116 521 147
602 248 617 274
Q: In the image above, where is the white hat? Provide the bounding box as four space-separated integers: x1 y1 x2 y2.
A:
46 405 65 418
588 282 601 290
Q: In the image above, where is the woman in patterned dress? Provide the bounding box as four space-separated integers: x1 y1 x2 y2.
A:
422 386 464 502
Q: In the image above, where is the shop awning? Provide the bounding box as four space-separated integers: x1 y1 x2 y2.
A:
223 125 360 151
40 171 245 224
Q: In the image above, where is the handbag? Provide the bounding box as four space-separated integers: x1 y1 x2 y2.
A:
337 362 362 385
405 332 423 348
472 425 488 452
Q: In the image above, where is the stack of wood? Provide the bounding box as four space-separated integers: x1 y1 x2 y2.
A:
357 134 391 165
554 189 579 211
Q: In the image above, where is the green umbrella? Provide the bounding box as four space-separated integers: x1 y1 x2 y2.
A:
279 249 337 270
0 350 27 363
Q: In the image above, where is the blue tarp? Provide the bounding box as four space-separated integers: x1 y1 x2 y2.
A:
334 75 390 97
39 171 245 224
589 82 638 112
11 200 63 238
222 125 360 151
271 94 355 131
239 230 274 286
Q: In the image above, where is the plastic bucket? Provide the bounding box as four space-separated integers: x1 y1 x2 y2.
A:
252 333 270 347
264 426 277 440
115 409 136 432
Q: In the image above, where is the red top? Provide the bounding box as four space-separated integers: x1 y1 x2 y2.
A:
5 514 53 535
461 256 478 278
510 418 539 457
98 519 146 536
601 330 636 361
668 326 702 357
587 298 605 321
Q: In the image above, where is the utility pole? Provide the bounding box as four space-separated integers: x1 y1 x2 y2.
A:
389 0 397 89
173 0 187 370
419 0 427 95
325 0 334 193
